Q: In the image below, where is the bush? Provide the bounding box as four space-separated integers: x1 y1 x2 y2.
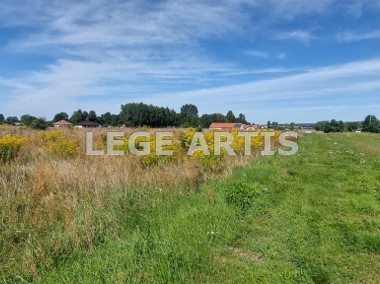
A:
0 134 25 163
39 130 78 157
225 181 262 210
362 115 380 133
47 138 78 157
30 118 49 130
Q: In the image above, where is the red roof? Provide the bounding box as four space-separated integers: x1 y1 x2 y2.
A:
53 120 72 126
252 124 261 129
209 123 236 129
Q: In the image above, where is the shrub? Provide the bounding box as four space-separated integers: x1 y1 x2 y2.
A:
39 130 79 157
30 118 49 130
225 181 262 210
38 130 64 143
47 138 78 157
138 131 181 167
0 134 25 163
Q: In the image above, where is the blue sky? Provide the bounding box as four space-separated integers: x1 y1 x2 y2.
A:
0 0 380 123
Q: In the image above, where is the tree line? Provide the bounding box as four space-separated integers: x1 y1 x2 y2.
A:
0 103 248 129
1 104 378 133
315 115 380 133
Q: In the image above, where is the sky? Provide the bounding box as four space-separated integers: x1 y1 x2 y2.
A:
0 0 380 123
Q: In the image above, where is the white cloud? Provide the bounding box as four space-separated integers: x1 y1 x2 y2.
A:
140 58 380 121
245 50 269 58
337 30 380 42
278 53 287 60
343 2 364 18
276 30 315 44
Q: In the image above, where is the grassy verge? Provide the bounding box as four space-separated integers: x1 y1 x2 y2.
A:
3 133 380 283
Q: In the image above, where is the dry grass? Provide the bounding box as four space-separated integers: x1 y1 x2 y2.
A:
0 126 263 276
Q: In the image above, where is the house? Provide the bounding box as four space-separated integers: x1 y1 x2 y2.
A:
251 124 262 130
53 120 72 128
209 123 244 130
75 121 100 128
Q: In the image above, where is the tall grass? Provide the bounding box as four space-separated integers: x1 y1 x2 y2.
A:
0 127 269 277
25 132 380 283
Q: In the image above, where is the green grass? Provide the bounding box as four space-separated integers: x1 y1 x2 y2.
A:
3 133 380 283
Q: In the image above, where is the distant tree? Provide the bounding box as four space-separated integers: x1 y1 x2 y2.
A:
200 113 226 128
236 113 248 124
268 121 278 130
83 111 89 121
226 110 235 123
117 102 246 128
0 114 4 124
70 109 83 123
20 114 36 127
120 103 145 126
362 115 380 133
110 114 121 126
53 112 69 122
4 116 19 125
120 102 177 127
289 122 296 130
180 104 199 127
338 120 345 132
99 112 122 127
87 110 97 122
199 114 212 128
99 112 112 125
323 119 345 133
30 118 49 130
346 121 361 132
70 109 87 123
315 121 329 131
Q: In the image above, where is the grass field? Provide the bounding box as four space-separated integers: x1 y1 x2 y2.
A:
2 132 380 283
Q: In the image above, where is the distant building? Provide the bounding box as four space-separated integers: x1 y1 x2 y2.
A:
209 123 252 130
53 120 72 128
75 121 100 128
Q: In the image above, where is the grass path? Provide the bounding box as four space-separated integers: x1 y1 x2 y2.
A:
10 133 380 283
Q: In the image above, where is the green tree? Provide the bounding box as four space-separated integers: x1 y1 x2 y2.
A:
120 102 178 127
20 114 36 127
338 120 345 132
53 112 69 122
200 113 226 128
5 116 19 125
70 109 87 123
30 118 49 130
100 112 112 126
180 104 199 127
110 114 121 126
236 113 248 124
315 121 329 131
226 110 235 123
346 121 361 132
269 121 279 130
289 122 296 130
362 115 380 133
0 114 4 124
323 119 345 133
87 110 97 122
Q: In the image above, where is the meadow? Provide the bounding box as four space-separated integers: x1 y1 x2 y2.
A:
1 127 379 283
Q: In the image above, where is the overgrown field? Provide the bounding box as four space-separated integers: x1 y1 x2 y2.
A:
0 126 272 280
1 129 380 283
